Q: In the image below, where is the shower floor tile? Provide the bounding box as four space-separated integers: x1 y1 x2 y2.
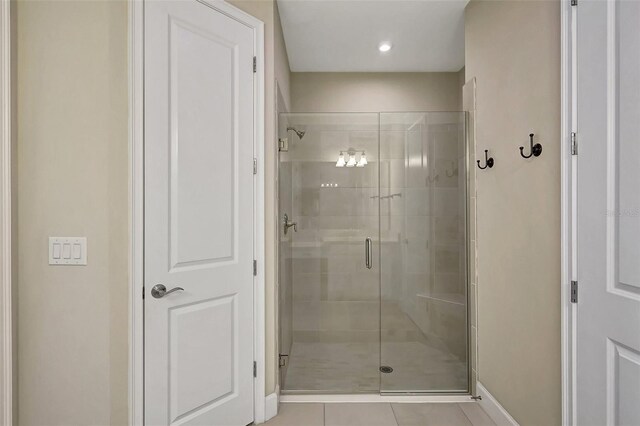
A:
284 341 380 392
381 341 468 392
283 340 467 393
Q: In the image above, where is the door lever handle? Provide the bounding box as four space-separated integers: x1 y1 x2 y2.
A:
151 284 184 299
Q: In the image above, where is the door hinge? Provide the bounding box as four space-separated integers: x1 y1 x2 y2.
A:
253 56 257 73
278 138 289 152
571 132 578 155
253 158 257 175
142 286 145 299
253 361 257 377
571 0 577 5
278 353 289 368
253 260 257 276
571 280 578 303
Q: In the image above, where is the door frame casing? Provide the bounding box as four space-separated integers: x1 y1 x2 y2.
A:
128 0 266 424
0 0 12 423
561 0 576 425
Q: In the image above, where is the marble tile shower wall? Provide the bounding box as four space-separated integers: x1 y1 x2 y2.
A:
291 127 381 344
426 119 467 361
380 115 467 361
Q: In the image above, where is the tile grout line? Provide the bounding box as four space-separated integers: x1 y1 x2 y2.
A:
457 403 475 426
389 402 399 426
323 403 326 426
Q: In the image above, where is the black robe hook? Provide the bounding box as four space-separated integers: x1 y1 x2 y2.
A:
519 133 542 158
477 150 494 170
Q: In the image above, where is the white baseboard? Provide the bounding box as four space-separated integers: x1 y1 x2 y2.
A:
265 389 279 422
476 382 519 426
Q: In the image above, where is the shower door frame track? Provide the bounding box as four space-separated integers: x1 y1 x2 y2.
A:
279 394 474 403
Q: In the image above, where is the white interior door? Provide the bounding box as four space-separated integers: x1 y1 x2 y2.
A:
576 1 640 424
144 1 256 424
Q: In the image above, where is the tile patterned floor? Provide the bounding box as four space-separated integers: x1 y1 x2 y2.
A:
264 403 496 426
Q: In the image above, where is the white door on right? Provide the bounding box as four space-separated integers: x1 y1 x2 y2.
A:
577 1 640 425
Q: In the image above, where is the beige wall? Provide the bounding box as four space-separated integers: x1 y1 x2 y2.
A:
16 1 128 424
291 72 462 113
457 67 465 110
274 2 290 111
465 1 561 425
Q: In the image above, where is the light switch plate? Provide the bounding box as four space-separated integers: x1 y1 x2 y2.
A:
49 237 87 265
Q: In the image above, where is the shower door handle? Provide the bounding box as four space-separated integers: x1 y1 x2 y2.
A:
365 237 373 269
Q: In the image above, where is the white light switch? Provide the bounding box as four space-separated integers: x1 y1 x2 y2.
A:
62 243 71 259
52 243 61 259
49 237 87 265
72 243 81 259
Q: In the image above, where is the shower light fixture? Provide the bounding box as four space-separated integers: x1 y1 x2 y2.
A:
378 42 392 52
336 152 346 167
346 153 357 167
357 152 368 167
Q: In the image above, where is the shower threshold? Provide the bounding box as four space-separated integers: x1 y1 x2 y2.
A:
279 393 473 404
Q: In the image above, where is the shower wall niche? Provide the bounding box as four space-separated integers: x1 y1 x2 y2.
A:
278 112 468 395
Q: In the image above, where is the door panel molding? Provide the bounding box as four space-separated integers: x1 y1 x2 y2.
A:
606 338 640 425
605 0 640 301
169 295 238 423
129 1 265 424
167 15 238 270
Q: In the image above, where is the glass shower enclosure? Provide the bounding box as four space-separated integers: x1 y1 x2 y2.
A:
278 112 468 395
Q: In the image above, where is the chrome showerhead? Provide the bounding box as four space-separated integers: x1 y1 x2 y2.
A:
287 126 306 140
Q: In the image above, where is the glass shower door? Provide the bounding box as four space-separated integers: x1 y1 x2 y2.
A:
278 113 381 394
379 112 469 393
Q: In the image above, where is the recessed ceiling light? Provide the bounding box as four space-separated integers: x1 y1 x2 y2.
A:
378 42 392 53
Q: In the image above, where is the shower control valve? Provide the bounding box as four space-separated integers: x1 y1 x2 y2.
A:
283 213 297 235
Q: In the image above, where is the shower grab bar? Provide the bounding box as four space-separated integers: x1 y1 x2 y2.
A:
365 237 372 269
